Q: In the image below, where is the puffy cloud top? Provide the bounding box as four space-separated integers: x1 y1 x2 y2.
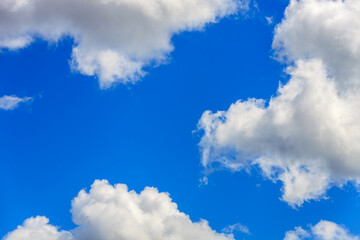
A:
71 180 233 240
0 0 243 88
273 0 360 89
3 216 73 240
3 180 233 240
284 220 359 240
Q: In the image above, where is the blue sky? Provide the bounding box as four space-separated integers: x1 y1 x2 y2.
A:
1 0 360 239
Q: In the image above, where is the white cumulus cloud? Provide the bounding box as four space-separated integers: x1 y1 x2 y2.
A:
2 180 234 240
273 0 360 89
197 0 360 207
0 0 245 88
0 95 32 110
284 220 359 240
2 216 73 240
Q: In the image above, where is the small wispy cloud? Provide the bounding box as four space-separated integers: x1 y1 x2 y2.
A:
199 176 209 186
265 16 273 25
222 223 251 235
0 95 32 110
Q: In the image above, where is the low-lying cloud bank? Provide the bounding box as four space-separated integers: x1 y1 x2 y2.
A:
284 220 359 240
0 0 245 88
3 180 234 240
197 0 360 207
4 182 356 240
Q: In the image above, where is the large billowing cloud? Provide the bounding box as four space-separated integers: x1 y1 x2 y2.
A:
3 180 234 240
284 220 359 240
0 0 244 88
197 0 360 207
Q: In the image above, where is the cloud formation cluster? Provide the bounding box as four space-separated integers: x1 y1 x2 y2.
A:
197 0 360 207
0 95 32 110
3 180 233 240
0 0 243 88
284 220 359 240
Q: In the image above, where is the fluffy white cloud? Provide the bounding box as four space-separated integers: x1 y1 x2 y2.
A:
2 216 73 240
273 0 360 89
0 0 244 88
3 180 234 240
284 220 359 240
197 0 360 207
71 180 233 240
0 95 32 110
